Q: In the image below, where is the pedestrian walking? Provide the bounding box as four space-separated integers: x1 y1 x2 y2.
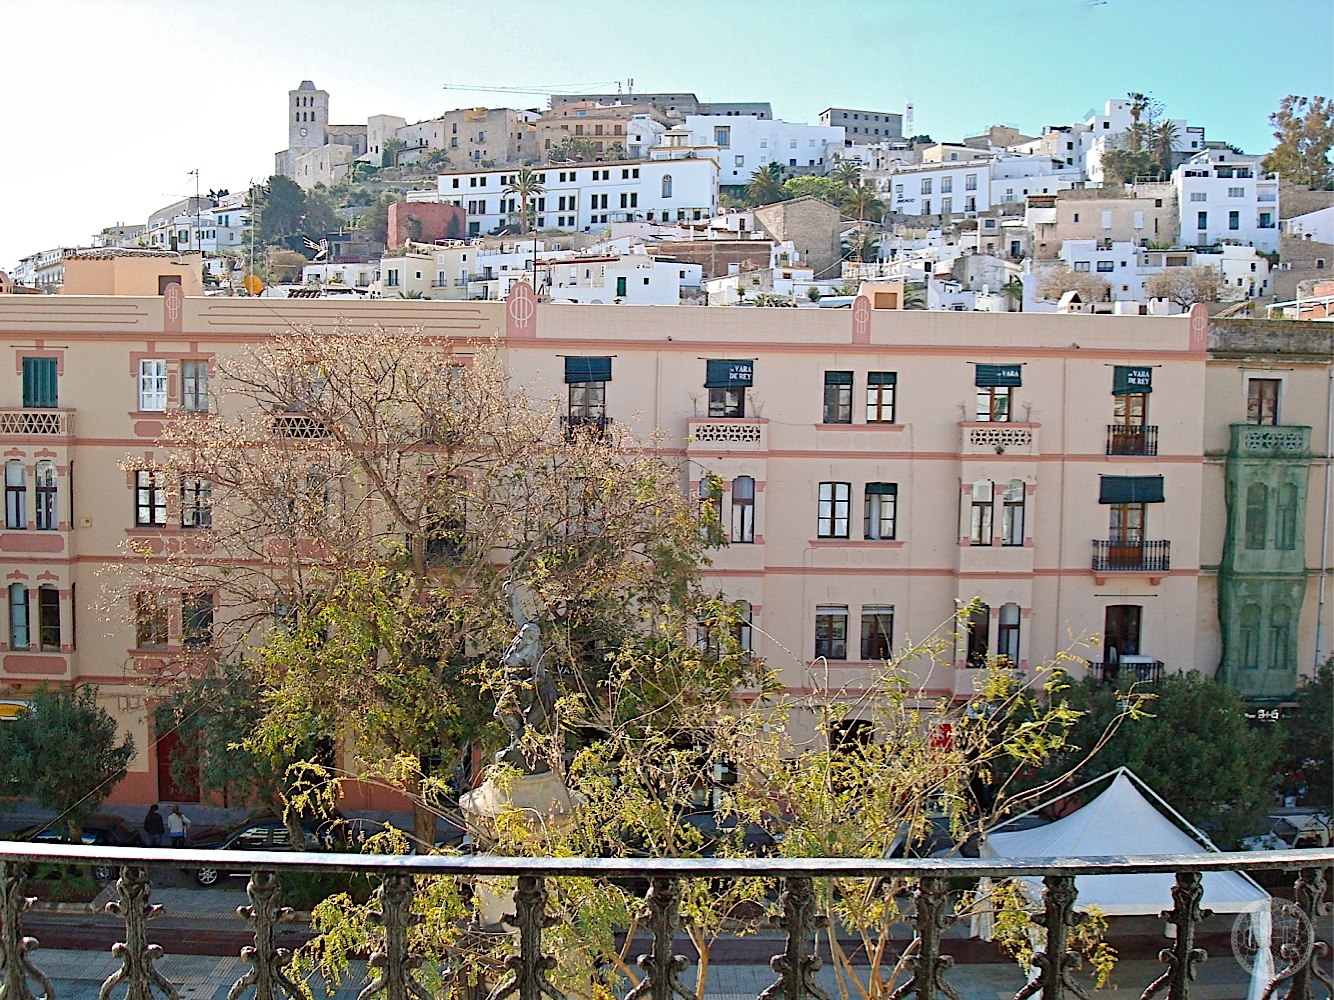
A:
166 805 191 848
143 803 165 847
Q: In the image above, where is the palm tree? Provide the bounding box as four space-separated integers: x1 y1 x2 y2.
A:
830 160 861 188
842 185 883 222
503 167 545 236
845 229 880 264
747 162 786 205
1151 120 1180 175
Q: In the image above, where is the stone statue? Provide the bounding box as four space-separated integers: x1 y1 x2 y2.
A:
493 581 559 773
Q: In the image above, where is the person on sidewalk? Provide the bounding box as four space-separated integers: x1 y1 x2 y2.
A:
143 803 165 847
166 805 191 848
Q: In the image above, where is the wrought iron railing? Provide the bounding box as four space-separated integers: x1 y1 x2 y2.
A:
561 414 613 438
1088 658 1165 685
1092 539 1171 573
1106 424 1159 456
0 843 1329 999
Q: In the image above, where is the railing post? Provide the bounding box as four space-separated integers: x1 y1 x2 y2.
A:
1270 866 1331 1000
625 876 693 1000
760 875 829 1000
100 866 180 1000
361 872 430 1000
1141 871 1208 1000
1014 875 1087 1000
486 875 564 1000
889 876 963 1000
226 870 302 1000
1 862 54 1000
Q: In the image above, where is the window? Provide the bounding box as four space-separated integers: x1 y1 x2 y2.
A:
970 479 994 545
1240 604 1260 669
1245 483 1268 550
699 476 722 535
37 585 60 651
135 470 167 527
996 603 1020 665
1109 502 1146 543
21 357 57 408
182 592 214 647
733 600 752 652
181 360 208 412
1275 484 1298 550
818 482 850 538
941 197 953 214
1101 211 1113 230
863 483 896 540
9 585 28 650
1073 261 1090 272
661 174 672 198
1247 379 1280 425
1197 211 1208 230
941 177 953 193
615 276 627 297
1228 211 1240 231
823 371 852 423
860 605 893 660
181 477 212 529
1228 186 1245 198
815 605 848 659
138 359 168 412
5 462 25 529
386 270 400 287
965 173 977 191
920 178 932 195
1002 480 1025 546
974 364 1020 422
731 476 755 543
964 602 989 667
714 126 731 147
1096 260 1114 272
1270 605 1291 672
866 372 896 423
34 461 56 531
705 359 751 418
135 593 168 648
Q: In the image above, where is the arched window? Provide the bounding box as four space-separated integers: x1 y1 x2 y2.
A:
8 584 28 650
997 603 1021 664
1275 484 1298 550
1245 483 1268 550
5 461 25 529
969 479 994 546
34 461 56 531
731 476 755 543
661 174 673 199
1002 480 1025 546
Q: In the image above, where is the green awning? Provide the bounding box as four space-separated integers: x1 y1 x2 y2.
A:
705 359 754 388
865 482 897 495
867 371 897 386
1113 365 1153 395
564 357 612 383
1099 475 1164 504
975 363 1022 387
824 370 853 386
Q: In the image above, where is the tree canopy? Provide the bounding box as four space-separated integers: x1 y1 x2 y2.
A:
1262 95 1334 190
1144 264 1226 309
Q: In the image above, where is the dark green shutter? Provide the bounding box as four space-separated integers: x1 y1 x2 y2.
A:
22 357 57 409
975 364 1023 387
1099 475 1164 504
705 359 754 388
867 371 897 386
564 357 612 383
1113 366 1153 394
865 482 897 495
824 371 853 386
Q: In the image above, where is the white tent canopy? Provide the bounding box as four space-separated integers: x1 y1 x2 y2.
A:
980 768 1268 916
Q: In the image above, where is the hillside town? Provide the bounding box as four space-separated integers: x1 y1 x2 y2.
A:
0 69 1331 1000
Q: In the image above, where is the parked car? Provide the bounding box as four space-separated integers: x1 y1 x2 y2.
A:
191 819 333 886
19 813 143 881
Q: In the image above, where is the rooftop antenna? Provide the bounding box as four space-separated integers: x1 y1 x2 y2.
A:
905 101 914 138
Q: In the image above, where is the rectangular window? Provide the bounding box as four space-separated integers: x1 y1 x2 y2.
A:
814 605 848 660
1190 192 1207 202
970 480 994 545
860 605 894 660
5 462 25 530
1109 502 1146 543
965 173 977 191
181 477 212 529
1228 187 1245 198
705 359 752 418
21 357 58 408
37 586 60 651
1096 260 1114 272
941 197 952 214
823 371 852 423
866 371 896 423
1002 480 1026 546
138 359 168 412
920 179 932 195
1228 210 1240 231
864 483 896 540
818 482 850 538
34 462 56 531
731 476 755 543
135 470 167 526
567 382 605 426
1197 211 1208 230
1247 379 1280 425
134 593 167 648
181 360 208 412
976 386 1012 422
9 585 28 650
182 592 214 647
941 177 953 193
714 126 731 147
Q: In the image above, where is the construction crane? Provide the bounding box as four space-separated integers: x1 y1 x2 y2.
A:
441 80 632 100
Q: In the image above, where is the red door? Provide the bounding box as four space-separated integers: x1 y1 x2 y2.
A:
155 728 199 803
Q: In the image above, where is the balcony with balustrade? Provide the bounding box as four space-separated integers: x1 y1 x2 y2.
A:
1106 424 1159 457
959 423 1039 457
0 408 74 439
0 843 1328 999
1092 539 1170 577
687 418 767 452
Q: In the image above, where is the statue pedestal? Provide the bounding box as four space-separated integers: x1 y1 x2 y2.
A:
460 770 586 928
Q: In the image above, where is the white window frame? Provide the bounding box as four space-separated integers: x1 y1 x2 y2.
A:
138 359 168 412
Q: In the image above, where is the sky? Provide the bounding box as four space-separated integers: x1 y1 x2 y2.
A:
1 0 1331 270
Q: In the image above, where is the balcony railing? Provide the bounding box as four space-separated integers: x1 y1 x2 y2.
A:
561 414 613 439
1 842 1329 999
0 408 73 437
1089 657 1164 685
1092 539 1171 573
687 418 767 451
1106 424 1158 456
271 412 330 439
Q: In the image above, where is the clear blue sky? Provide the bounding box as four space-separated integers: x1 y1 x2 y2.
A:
2 0 1330 270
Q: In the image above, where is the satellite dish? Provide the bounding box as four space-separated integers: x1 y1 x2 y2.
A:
243 274 265 295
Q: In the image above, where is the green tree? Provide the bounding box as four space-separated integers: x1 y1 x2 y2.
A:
381 138 407 169
503 167 546 235
256 175 307 244
357 191 403 244
1262 95 1334 189
1280 660 1332 815
1151 119 1180 175
829 159 861 187
781 175 846 204
549 135 600 163
2 685 135 842
841 185 883 222
746 162 786 205
1102 146 1161 184
1020 672 1280 848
